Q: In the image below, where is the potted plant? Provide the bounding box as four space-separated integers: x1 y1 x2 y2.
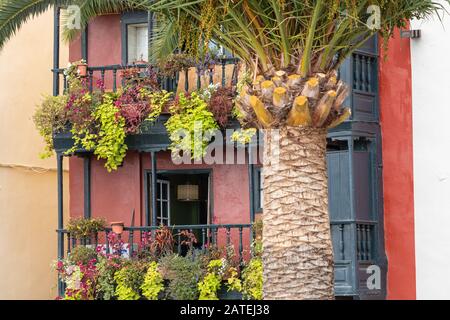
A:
66 217 106 244
111 221 125 235
77 60 88 77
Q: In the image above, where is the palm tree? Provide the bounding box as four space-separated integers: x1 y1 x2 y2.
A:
142 0 448 300
0 0 447 300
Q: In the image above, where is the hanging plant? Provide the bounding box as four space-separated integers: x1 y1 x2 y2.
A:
157 53 195 78
93 95 128 172
165 92 218 160
33 95 69 158
208 86 234 127
66 217 106 240
146 90 173 123
116 85 151 134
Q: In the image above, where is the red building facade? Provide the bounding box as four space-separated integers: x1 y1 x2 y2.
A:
55 11 419 300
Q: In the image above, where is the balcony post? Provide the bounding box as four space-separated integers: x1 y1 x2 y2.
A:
57 153 64 297
150 151 158 227
83 155 91 219
81 26 88 62
53 6 60 96
147 11 154 63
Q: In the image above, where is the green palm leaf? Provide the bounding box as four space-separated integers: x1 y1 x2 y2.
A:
0 0 70 50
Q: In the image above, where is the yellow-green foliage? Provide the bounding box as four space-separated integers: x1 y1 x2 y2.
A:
114 263 146 300
165 92 218 160
147 90 173 123
141 262 164 300
242 258 263 300
93 96 128 172
231 128 257 145
66 217 106 239
226 267 242 293
33 95 68 158
198 259 223 300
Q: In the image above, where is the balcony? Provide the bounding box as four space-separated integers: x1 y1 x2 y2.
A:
52 58 242 154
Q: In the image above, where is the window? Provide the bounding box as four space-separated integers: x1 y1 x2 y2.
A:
253 167 263 213
156 180 170 226
121 12 150 65
127 23 148 63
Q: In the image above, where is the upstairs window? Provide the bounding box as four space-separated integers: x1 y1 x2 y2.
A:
121 12 149 65
127 23 148 63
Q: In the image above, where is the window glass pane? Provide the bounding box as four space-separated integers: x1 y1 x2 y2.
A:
162 183 168 200
127 23 148 63
157 182 161 200
162 201 168 219
157 201 161 219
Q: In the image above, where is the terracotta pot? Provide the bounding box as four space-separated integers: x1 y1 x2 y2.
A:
111 221 124 235
77 63 88 77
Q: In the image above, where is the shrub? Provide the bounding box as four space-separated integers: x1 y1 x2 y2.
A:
159 253 204 300
96 255 123 300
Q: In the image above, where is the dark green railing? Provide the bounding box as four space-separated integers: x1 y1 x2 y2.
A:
57 223 253 265
52 57 240 95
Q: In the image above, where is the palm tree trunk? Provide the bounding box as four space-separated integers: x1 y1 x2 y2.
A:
262 126 334 300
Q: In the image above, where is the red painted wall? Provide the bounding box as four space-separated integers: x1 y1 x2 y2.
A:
69 151 252 251
69 14 122 87
379 30 416 300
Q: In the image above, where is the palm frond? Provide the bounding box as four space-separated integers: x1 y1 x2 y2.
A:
0 0 146 50
143 0 449 76
0 0 71 50
149 14 179 62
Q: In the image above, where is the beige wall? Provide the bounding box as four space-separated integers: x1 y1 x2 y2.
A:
0 10 69 299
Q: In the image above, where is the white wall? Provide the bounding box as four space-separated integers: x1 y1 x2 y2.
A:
411 0 450 299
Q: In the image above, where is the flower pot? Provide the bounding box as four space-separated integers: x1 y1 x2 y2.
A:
217 284 243 300
77 63 88 77
111 221 124 235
